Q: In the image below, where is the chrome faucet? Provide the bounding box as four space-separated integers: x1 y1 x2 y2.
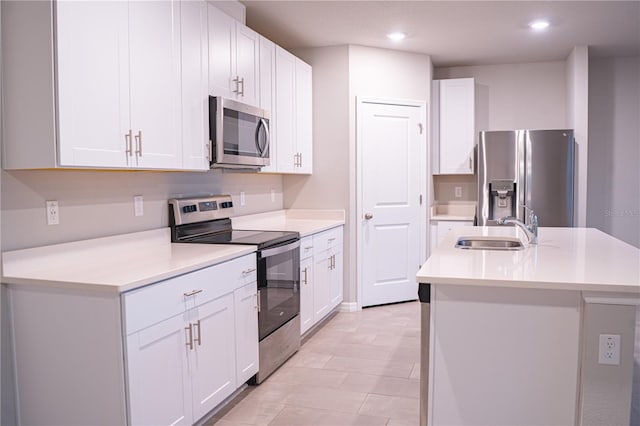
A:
497 206 538 244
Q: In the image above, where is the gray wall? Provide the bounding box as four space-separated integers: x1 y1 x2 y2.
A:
587 56 640 248
1 170 284 251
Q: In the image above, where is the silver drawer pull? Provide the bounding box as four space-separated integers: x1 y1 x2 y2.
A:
193 320 202 346
328 237 336 243
183 289 203 297
304 246 313 250
242 268 256 276
185 324 193 350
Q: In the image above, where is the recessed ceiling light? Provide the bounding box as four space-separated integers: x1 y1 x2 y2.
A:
387 32 406 41
529 20 550 31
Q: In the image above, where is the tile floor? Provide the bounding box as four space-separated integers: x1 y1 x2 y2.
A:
207 301 421 426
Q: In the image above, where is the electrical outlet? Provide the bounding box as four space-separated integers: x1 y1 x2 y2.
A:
134 196 144 217
46 201 59 225
454 186 463 198
240 191 246 206
598 334 621 365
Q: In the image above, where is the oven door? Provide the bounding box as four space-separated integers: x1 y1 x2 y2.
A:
257 239 300 341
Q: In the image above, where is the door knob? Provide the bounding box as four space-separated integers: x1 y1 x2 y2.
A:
364 213 373 220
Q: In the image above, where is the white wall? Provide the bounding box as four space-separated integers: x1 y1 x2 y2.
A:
566 46 589 227
434 61 567 131
587 56 640 248
1 170 284 251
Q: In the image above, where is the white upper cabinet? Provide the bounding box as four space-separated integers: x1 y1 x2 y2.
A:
55 1 130 168
128 0 182 170
208 5 260 108
180 0 210 171
274 47 313 174
258 36 278 173
433 78 475 175
2 0 210 171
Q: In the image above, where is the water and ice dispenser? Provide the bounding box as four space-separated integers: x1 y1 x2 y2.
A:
488 180 516 221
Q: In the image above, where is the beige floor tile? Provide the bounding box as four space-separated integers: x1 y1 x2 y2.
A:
220 399 285 426
267 366 348 388
323 355 414 379
285 349 333 369
387 417 421 426
240 381 303 404
282 386 369 414
208 419 255 426
339 372 420 398
269 405 388 426
358 394 420 422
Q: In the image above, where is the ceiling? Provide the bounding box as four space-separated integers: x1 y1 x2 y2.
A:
242 1 640 67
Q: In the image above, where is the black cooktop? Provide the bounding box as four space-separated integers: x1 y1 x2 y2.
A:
185 229 299 249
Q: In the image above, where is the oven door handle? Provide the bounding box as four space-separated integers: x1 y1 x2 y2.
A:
260 239 300 258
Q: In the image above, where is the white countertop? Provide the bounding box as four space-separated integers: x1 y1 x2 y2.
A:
417 226 640 294
232 209 345 236
1 229 256 294
430 203 476 221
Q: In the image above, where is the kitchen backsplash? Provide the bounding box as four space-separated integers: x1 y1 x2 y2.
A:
0 169 284 251
433 174 477 203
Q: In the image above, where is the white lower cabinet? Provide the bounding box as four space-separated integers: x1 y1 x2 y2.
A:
299 236 315 334
430 220 474 254
299 226 344 335
124 253 257 425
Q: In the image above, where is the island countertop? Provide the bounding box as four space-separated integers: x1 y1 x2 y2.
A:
417 226 640 294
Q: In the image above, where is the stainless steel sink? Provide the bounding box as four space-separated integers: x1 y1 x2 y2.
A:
455 236 525 251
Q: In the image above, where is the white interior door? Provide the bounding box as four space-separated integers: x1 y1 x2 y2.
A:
359 99 425 307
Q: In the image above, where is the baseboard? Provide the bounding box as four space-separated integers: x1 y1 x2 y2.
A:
338 302 359 312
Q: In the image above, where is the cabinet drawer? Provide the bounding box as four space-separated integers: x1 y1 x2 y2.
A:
299 236 314 260
312 226 343 257
434 220 473 246
123 253 256 335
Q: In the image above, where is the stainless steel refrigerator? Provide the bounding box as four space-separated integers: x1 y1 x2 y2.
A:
477 129 575 227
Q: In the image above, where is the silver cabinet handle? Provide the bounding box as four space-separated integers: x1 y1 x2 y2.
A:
328 237 336 243
135 130 142 156
242 268 256 276
193 320 201 346
299 152 302 167
239 77 245 96
469 157 472 171
125 130 133 157
364 213 373 220
185 323 193 351
233 76 240 94
304 246 313 251
183 289 203 297
257 290 261 313
303 267 308 285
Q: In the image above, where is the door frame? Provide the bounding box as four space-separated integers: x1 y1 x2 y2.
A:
355 96 428 309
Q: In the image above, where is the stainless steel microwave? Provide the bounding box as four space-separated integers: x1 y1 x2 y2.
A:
209 96 270 169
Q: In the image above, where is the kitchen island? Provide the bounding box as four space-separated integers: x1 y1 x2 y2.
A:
417 226 639 426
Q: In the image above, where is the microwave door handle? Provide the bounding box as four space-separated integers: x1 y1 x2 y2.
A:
255 118 270 158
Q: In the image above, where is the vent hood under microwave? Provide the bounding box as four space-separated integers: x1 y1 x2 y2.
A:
209 96 270 170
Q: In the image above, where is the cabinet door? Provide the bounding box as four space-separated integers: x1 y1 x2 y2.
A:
190 293 237 421
235 23 260 107
129 0 182 169
300 256 314 334
55 1 130 168
258 36 277 173
435 220 473 246
208 5 235 99
313 253 331 322
439 78 475 174
295 59 313 174
181 0 209 171
126 315 192 426
329 249 343 310
275 47 297 173
234 282 259 384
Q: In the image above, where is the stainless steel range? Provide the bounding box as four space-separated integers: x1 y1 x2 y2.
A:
169 195 301 384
